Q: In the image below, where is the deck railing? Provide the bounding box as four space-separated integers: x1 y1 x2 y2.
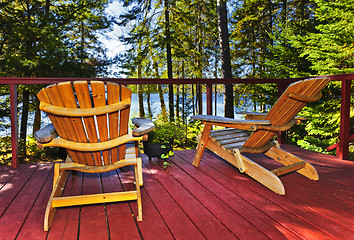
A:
1 73 352 167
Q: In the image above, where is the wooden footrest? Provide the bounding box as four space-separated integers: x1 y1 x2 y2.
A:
271 162 306 177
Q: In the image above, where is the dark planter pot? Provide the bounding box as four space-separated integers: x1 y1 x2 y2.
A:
143 141 172 160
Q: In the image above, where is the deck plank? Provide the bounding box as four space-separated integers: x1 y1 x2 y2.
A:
0 166 18 190
0 164 38 216
283 145 354 201
46 171 83 240
141 155 240 240
16 166 53 240
174 151 302 240
0 163 52 240
78 172 109 239
118 166 175 240
180 149 353 239
101 170 141 240
138 156 206 240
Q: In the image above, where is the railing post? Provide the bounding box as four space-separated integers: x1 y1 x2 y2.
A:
338 79 351 160
277 82 289 144
10 83 19 168
206 83 213 115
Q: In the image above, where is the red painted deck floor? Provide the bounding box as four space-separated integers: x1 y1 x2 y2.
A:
0 145 353 240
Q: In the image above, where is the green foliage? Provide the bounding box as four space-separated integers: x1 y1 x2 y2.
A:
162 161 173 169
146 113 202 151
0 0 113 78
0 0 115 158
160 146 174 160
292 0 354 74
0 136 12 165
287 81 353 157
0 135 66 165
148 120 184 145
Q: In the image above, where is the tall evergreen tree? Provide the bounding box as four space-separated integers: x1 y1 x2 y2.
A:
217 0 234 118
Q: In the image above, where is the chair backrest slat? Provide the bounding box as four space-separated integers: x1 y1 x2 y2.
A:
243 77 330 149
91 81 111 165
107 82 121 163
118 85 132 161
73 81 102 165
38 83 83 163
56 82 92 165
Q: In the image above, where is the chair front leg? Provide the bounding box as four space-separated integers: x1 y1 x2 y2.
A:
44 164 69 231
134 161 142 221
193 124 212 167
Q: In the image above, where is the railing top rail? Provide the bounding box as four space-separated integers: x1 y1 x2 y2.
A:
0 73 352 85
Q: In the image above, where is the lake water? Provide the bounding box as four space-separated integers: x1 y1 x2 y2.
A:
1 93 249 137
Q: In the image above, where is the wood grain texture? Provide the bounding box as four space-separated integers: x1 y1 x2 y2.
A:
35 81 142 231
178 149 353 239
244 77 330 149
192 78 329 194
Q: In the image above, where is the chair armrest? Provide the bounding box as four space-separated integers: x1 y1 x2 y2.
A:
237 112 306 121
237 112 267 120
34 124 58 143
191 115 271 126
132 118 155 137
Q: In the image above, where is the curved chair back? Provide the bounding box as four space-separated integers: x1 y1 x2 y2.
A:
37 81 132 166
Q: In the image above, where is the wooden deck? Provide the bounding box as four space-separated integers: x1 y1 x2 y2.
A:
0 145 353 240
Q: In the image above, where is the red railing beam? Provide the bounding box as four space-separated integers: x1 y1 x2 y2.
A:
327 134 354 152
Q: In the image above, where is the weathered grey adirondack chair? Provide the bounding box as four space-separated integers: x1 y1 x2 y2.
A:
191 77 330 194
35 81 154 231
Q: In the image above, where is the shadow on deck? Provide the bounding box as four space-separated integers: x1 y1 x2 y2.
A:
0 145 353 240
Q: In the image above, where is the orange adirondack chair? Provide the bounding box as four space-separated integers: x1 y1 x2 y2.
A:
191 77 330 194
35 81 154 231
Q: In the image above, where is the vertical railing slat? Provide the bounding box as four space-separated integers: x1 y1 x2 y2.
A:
276 82 289 145
206 83 213 115
338 79 351 160
10 83 19 168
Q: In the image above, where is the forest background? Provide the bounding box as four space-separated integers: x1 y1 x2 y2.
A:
0 0 353 164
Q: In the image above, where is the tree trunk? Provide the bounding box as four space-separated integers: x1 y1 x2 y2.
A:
192 85 195 115
217 0 234 118
165 0 174 122
182 84 186 124
19 87 30 158
32 96 41 136
137 66 145 117
176 84 180 119
282 0 287 23
197 84 202 114
146 85 152 118
154 60 167 117
181 61 186 124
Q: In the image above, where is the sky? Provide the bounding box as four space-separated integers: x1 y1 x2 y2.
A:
99 1 128 77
